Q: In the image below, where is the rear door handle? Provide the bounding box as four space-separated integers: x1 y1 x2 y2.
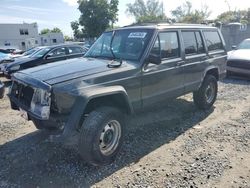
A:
176 61 185 66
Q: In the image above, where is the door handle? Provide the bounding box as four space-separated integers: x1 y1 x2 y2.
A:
176 61 185 66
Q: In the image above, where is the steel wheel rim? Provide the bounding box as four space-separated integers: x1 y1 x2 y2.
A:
205 82 215 104
99 120 121 156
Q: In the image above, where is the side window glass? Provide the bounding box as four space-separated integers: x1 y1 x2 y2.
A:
195 31 205 53
159 32 180 59
150 36 160 56
68 47 83 54
47 47 66 58
203 31 223 51
182 31 197 55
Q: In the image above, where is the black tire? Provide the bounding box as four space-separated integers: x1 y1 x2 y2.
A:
78 106 124 166
193 75 218 110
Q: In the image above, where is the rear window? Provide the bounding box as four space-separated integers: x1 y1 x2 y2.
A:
203 31 223 51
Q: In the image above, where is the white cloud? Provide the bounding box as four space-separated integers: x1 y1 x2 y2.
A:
62 0 78 6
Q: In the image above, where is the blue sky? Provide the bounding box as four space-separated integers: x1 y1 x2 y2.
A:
1 0 250 36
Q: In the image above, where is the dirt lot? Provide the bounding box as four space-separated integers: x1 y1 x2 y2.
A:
0 78 250 188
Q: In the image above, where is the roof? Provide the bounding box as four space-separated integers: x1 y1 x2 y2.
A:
119 23 217 30
46 43 84 48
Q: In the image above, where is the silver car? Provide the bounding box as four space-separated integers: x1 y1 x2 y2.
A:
227 39 250 77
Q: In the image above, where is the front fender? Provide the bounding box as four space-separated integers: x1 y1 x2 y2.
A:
61 85 132 139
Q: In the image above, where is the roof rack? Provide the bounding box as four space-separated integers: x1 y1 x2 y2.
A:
123 21 209 28
123 20 174 27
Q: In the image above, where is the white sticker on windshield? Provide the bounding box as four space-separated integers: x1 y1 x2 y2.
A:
128 32 147 38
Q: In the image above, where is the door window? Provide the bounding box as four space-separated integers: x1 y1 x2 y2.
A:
150 32 180 59
182 31 205 55
159 32 180 59
47 47 66 58
68 46 84 54
203 31 223 51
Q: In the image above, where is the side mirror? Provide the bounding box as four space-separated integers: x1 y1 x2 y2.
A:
232 45 237 50
147 54 161 65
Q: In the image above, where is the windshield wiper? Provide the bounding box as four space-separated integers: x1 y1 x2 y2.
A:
108 31 123 68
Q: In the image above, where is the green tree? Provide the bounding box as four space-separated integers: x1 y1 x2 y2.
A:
64 35 73 41
171 1 211 23
40 28 50 35
71 20 84 39
126 0 166 23
77 0 119 38
51 27 62 33
217 9 250 24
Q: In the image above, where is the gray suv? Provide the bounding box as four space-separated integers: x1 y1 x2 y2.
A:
8 24 227 166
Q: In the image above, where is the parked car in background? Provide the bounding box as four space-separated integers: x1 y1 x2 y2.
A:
0 81 4 99
227 38 250 77
0 52 14 73
0 52 13 63
3 44 88 78
0 49 10 54
8 24 227 166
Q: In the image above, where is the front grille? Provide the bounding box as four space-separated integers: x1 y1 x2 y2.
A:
10 81 34 108
227 60 250 69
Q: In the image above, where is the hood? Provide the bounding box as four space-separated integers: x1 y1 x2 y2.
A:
7 57 38 67
228 49 250 61
17 57 117 85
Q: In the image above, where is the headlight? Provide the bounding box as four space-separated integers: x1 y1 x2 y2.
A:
31 89 51 119
9 65 20 71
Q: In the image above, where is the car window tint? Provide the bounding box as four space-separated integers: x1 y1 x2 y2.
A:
182 31 205 55
68 46 83 54
150 36 160 56
48 47 66 58
182 31 198 55
159 32 180 59
195 31 205 53
203 31 223 51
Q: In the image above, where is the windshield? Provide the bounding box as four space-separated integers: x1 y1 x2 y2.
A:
23 47 40 56
238 40 250 49
30 47 51 58
85 29 153 61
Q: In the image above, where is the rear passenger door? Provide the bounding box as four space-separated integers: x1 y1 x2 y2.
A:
141 30 185 107
181 30 208 92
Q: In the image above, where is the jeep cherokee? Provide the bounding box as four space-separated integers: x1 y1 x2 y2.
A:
8 24 227 166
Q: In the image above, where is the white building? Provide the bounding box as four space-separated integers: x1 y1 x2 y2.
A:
39 32 64 46
0 23 39 50
0 23 64 51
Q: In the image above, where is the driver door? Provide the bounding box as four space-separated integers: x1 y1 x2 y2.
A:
141 30 185 107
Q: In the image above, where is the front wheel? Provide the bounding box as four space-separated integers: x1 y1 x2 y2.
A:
78 106 124 166
193 75 218 110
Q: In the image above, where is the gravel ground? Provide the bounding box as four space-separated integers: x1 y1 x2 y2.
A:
0 78 250 188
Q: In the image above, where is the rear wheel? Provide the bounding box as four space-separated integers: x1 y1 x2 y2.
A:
78 106 124 166
193 75 218 110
